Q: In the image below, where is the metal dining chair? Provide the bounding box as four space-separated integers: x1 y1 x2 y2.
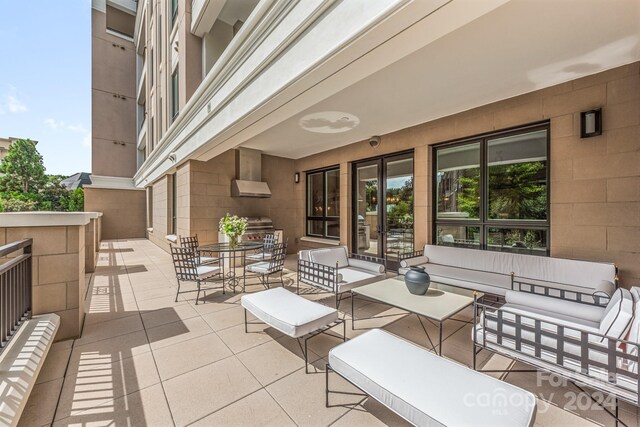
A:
170 244 224 304
179 234 221 266
245 233 278 262
245 242 288 290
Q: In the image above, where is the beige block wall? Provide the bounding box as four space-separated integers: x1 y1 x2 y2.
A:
293 61 640 287
148 175 171 251
85 188 146 240
0 226 86 341
91 8 137 178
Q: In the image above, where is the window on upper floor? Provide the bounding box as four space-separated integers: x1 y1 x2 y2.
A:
106 5 135 39
171 0 178 28
306 167 340 240
433 124 549 256
171 69 179 121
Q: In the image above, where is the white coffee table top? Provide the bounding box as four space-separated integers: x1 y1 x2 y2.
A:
352 277 482 321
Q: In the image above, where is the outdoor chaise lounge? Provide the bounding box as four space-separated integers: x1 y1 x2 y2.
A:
474 287 640 423
241 287 345 373
327 328 537 427
400 244 617 304
298 246 386 307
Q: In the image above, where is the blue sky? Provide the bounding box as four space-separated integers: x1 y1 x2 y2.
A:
0 1 91 176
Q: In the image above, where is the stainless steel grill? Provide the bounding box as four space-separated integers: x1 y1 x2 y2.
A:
241 217 275 242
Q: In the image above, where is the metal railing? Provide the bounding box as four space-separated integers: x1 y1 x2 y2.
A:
0 238 33 352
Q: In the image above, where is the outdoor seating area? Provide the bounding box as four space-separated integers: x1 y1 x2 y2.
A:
16 238 640 426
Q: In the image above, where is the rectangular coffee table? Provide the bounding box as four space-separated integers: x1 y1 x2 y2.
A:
351 277 482 355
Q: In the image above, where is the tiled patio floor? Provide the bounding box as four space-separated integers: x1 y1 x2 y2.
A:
20 239 640 426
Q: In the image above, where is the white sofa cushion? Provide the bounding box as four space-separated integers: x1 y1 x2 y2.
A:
504 290 605 324
500 303 601 332
309 246 350 268
336 267 382 293
330 329 536 427
347 258 385 274
598 288 634 343
625 288 640 370
241 288 338 338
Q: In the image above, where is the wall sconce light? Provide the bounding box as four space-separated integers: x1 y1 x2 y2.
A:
294 172 300 183
580 108 602 138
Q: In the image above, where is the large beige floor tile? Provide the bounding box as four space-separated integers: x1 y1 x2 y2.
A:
17 378 63 427
163 356 261 426
201 305 246 332
75 314 144 347
266 366 363 427
217 323 283 354
236 336 320 386
190 389 296 427
146 316 213 350
141 303 199 330
53 383 174 427
152 332 232 380
36 343 72 385
67 330 151 375
54 351 160 421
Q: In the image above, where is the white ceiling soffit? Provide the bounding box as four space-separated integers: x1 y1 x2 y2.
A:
239 0 640 159
193 0 510 163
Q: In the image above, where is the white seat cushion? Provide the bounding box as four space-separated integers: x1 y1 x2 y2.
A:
336 267 381 293
196 265 220 279
625 288 640 371
199 256 219 265
246 252 273 261
330 329 536 427
247 261 270 274
309 246 350 268
598 288 634 343
241 288 338 338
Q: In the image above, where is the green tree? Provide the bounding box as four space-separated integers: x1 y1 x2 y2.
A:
0 139 47 193
66 188 84 212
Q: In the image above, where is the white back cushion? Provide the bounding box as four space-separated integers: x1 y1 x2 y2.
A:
598 288 634 342
423 245 515 276
512 255 616 291
310 246 349 269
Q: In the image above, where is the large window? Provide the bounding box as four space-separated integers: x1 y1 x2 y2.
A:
171 0 178 28
171 69 179 121
306 167 340 239
434 124 549 255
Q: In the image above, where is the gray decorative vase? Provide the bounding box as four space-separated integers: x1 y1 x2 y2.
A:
404 266 431 295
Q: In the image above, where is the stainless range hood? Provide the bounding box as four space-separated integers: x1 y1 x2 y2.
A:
231 148 272 198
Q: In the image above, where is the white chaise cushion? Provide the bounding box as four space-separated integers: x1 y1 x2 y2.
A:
309 246 350 269
330 329 536 427
598 288 634 343
504 290 605 324
241 288 338 338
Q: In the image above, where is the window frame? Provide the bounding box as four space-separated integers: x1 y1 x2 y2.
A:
171 0 178 28
171 68 179 121
431 121 551 255
305 166 340 240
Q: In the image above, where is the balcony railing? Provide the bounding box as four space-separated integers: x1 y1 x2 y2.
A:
0 238 32 353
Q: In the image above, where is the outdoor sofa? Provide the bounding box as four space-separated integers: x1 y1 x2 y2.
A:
474 287 640 423
399 244 617 304
327 328 537 426
297 246 386 307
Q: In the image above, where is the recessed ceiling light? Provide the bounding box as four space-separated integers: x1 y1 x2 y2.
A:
299 111 360 134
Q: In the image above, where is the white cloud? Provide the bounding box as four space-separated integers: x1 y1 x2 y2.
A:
0 86 27 114
44 118 86 133
82 132 91 147
7 95 27 113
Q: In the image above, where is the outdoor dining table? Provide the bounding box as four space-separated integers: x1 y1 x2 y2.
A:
198 241 263 292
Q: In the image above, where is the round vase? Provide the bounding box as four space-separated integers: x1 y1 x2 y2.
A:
404 266 431 295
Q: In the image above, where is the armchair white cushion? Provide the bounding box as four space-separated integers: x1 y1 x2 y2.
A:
309 246 350 268
597 288 634 343
504 290 605 324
